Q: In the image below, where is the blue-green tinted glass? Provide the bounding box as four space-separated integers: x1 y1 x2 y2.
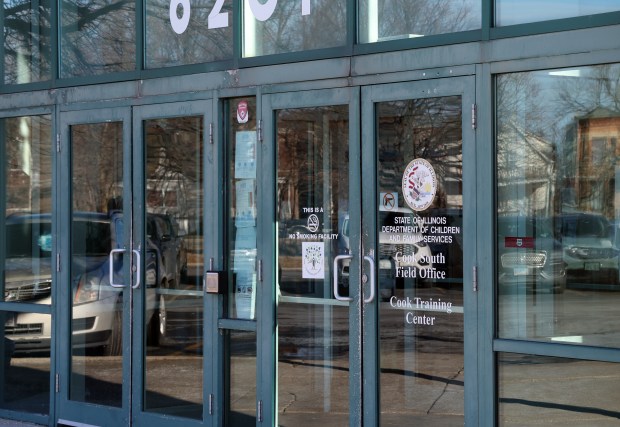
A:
146 0 233 68
358 0 481 44
496 0 620 26
496 64 620 348
1 311 51 415
499 354 620 425
3 0 52 84
242 0 346 58
60 0 135 78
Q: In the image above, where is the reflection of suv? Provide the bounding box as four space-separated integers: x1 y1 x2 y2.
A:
497 216 566 293
557 212 619 286
147 213 186 286
4 212 165 355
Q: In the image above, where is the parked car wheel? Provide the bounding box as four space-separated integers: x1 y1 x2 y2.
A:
148 294 167 347
103 309 123 356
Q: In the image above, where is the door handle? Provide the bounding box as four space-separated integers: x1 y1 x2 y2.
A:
132 249 141 289
363 255 376 304
109 248 127 288
333 255 353 302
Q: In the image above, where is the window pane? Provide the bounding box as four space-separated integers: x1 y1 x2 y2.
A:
496 0 620 26
359 0 481 44
228 331 256 426
498 353 620 426
496 64 620 348
60 0 135 78
146 0 233 68
227 97 258 320
1 311 51 415
3 0 52 84
242 0 346 58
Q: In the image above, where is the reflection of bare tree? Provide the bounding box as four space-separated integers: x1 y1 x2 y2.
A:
360 0 478 41
4 116 53 214
378 97 462 209
277 107 348 222
146 0 233 68
3 0 51 84
60 0 135 77
71 123 123 213
251 1 346 55
553 65 620 217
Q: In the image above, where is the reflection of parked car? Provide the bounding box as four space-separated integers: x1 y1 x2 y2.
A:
557 212 619 285
4 212 166 355
497 216 566 293
147 213 186 287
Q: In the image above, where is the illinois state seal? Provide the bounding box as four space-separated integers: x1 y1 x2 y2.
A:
402 158 437 212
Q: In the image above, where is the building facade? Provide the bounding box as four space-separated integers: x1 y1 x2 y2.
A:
1 1 620 426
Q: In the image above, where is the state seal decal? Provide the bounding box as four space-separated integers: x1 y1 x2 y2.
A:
402 158 437 212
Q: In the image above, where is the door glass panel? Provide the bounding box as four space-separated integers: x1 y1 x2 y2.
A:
143 116 204 419
228 330 257 426
1 114 53 415
376 97 464 425
276 105 350 425
70 122 124 406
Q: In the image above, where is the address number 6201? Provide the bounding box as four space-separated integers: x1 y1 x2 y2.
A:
170 0 312 35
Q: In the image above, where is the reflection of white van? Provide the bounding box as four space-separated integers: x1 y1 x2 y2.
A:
339 208 433 300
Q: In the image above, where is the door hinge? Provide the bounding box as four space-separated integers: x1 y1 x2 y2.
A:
56 254 61 272
209 122 214 144
55 373 60 393
473 265 478 292
258 400 263 423
257 119 263 143
56 134 61 152
208 394 214 415
257 259 263 282
471 104 477 130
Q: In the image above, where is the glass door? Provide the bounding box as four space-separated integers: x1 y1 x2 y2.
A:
263 88 362 427
361 77 477 425
56 100 215 427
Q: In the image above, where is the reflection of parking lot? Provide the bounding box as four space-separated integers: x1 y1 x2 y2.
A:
498 287 620 346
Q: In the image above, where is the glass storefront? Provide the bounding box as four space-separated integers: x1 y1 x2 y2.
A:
1 0 620 424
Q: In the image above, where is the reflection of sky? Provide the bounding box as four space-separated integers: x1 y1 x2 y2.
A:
496 0 620 26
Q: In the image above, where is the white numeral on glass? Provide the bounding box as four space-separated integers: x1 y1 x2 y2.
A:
301 0 310 15
170 0 191 34
208 0 228 29
248 0 278 22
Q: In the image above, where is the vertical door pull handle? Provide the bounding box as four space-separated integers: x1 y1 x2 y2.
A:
363 255 376 303
109 248 127 288
132 249 141 289
333 255 353 301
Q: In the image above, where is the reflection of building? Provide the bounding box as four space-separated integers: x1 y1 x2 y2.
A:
497 123 557 215
572 108 620 218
